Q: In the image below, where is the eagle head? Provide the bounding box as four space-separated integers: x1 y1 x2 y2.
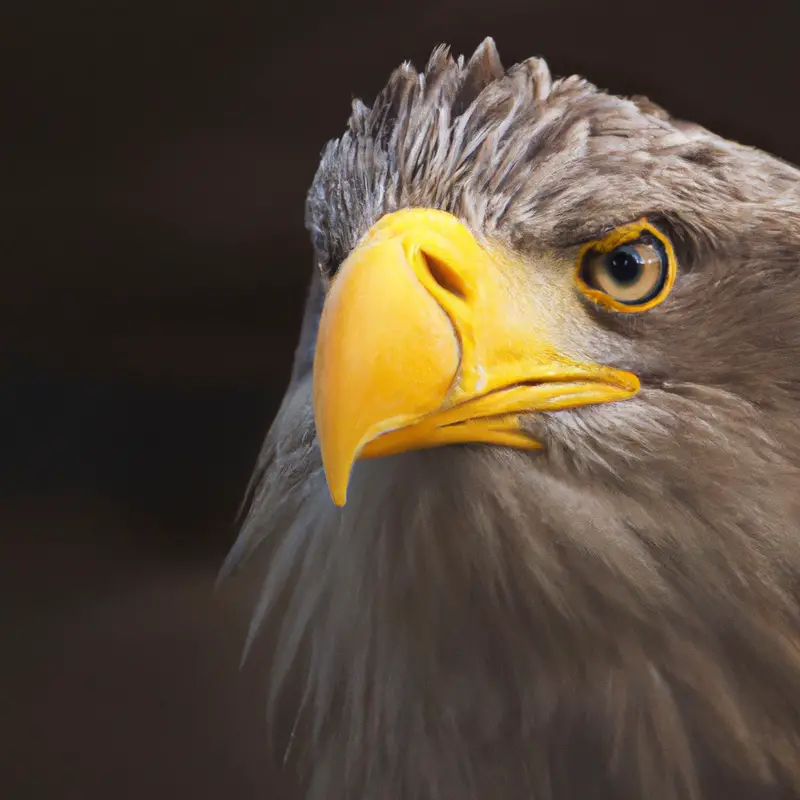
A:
225 39 800 800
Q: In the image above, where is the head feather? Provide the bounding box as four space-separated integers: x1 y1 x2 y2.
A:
231 41 800 800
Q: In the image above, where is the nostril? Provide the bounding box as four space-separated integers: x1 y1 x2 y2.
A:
420 251 468 300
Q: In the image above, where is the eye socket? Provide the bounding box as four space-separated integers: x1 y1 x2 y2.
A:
576 219 677 312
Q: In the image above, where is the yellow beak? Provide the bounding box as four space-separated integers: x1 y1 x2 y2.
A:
313 209 639 506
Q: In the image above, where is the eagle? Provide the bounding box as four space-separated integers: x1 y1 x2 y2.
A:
223 39 800 800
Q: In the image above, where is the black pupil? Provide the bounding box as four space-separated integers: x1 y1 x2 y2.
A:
607 246 642 285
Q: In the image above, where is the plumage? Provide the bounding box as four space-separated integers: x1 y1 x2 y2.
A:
224 39 800 799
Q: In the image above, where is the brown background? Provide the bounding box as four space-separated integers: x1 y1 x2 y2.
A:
3 1 799 797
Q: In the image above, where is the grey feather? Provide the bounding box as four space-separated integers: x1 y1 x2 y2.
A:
226 39 800 800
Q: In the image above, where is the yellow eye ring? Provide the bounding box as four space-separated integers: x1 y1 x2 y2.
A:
575 218 677 312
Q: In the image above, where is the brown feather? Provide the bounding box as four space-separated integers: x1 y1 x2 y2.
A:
224 39 800 799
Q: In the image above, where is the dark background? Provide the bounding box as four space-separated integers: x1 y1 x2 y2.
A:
3 1 799 797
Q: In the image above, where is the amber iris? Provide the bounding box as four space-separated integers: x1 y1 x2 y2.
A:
576 219 677 312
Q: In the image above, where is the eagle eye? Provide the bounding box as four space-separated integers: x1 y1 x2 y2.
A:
576 219 677 312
